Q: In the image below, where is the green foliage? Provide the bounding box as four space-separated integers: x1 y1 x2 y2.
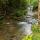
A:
8 0 27 9
31 0 38 10
26 0 38 10
21 35 32 40
0 0 27 20
6 0 27 20
0 0 38 20
14 9 26 17
32 24 40 40
26 0 38 6
33 33 40 40
32 24 40 33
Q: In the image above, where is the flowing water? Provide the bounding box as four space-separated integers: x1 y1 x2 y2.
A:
15 6 38 40
8 6 38 40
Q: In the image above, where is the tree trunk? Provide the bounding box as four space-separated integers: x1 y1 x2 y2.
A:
38 0 40 24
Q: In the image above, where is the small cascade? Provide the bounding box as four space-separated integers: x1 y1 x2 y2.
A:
17 5 38 36
6 5 38 40
27 6 33 16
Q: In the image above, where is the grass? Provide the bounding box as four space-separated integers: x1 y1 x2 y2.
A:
32 24 40 40
33 33 40 40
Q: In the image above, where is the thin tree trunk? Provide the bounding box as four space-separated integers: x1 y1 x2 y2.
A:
38 0 40 24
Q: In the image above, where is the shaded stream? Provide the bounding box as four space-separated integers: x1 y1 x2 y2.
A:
0 6 38 40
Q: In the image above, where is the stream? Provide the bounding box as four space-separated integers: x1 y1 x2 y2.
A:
0 6 38 40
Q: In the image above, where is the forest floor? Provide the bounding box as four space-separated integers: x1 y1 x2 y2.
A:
0 24 40 40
